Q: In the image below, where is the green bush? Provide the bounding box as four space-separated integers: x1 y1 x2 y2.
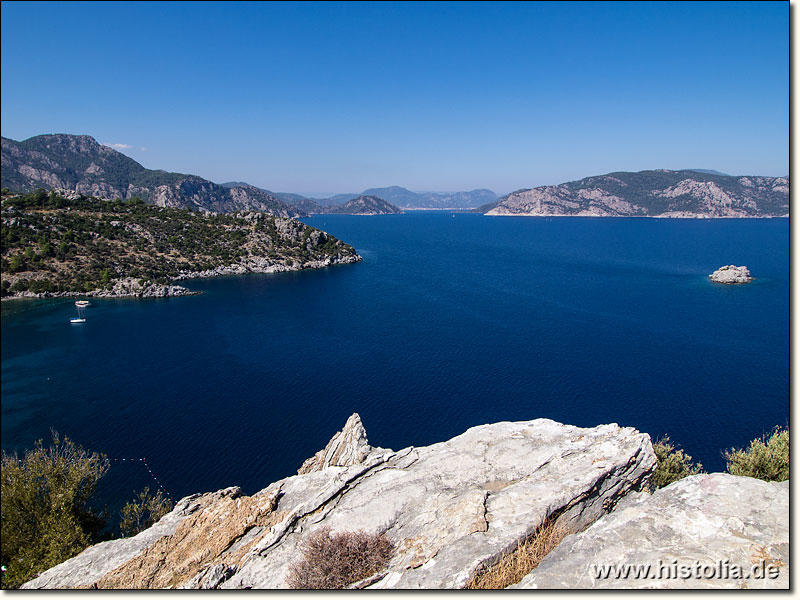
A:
1 432 109 588
725 427 789 482
650 435 704 489
119 488 173 538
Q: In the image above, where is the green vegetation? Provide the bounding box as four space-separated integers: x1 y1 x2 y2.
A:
650 426 789 490
0 433 175 589
1 433 109 588
650 435 704 489
286 527 394 589
725 426 789 482
119 488 173 538
1 190 358 297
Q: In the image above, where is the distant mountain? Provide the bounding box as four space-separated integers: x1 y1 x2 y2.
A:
316 193 359 206
325 195 403 215
1 135 304 217
360 186 496 209
221 182 496 210
485 170 789 218
218 181 320 211
685 169 730 176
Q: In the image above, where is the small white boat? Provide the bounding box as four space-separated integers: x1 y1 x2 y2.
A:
71 302 87 323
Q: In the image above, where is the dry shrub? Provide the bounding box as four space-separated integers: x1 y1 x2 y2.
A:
466 517 569 589
286 527 394 589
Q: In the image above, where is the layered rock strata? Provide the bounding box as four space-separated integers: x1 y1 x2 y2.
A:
513 474 788 589
22 416 656 589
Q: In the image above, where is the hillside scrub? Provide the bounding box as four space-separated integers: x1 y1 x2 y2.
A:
725 427 789 482
1 190 359 297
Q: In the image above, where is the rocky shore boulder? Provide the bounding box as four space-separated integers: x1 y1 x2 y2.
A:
513 474 788 589
96 277 198 298
22 416 656 589
709 265 752 284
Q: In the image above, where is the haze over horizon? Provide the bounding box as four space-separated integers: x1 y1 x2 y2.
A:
1 1 788 196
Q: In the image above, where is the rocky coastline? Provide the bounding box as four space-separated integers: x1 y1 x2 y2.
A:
2 254 362 301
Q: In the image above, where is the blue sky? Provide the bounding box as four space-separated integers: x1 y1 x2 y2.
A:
1 1 788 196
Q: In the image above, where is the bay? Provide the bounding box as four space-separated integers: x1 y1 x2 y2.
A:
1 213 788 513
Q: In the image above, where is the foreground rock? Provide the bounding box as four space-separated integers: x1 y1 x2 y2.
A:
709 265 752 284
513 474 788 589
22 416 656 589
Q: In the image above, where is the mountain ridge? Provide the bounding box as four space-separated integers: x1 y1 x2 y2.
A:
483 169 789 218
1 135 304 218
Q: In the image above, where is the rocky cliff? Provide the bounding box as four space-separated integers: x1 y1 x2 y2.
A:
1 135 303 217
19 415 788 589
483 170 789 218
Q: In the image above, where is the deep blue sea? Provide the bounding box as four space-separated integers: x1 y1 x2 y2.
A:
1 213 789 515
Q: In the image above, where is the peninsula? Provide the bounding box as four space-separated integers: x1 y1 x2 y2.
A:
0 190 361 299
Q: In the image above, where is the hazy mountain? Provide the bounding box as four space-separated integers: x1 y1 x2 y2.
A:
484 170 789 218
685 169 730 176
360 186 496 209
222 182 496 210
1 135 304 217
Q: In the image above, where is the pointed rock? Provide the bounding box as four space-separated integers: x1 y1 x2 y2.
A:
297 413 373 474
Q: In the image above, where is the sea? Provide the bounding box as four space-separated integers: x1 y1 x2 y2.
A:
1 212 789 516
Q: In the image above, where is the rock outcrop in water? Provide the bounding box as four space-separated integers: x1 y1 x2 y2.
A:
19 416 789 589
709 265 752 284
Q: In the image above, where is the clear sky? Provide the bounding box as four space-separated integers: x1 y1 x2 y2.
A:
0 1 788 196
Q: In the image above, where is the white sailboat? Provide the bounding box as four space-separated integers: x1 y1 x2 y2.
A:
70 300 88 323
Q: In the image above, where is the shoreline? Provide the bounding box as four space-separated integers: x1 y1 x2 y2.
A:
483 212 789 218
1 254 362 302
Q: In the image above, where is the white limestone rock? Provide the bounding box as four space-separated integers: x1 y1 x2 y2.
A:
709 265 752 284
19 418 657 590
513 474 788 589
297 413 376 474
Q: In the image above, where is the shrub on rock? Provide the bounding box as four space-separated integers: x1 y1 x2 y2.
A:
286 527 393 589
725 426 788 482
650 435 704 489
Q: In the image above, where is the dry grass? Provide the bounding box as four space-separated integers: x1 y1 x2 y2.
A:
466 517 569 589
286 527 394 589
